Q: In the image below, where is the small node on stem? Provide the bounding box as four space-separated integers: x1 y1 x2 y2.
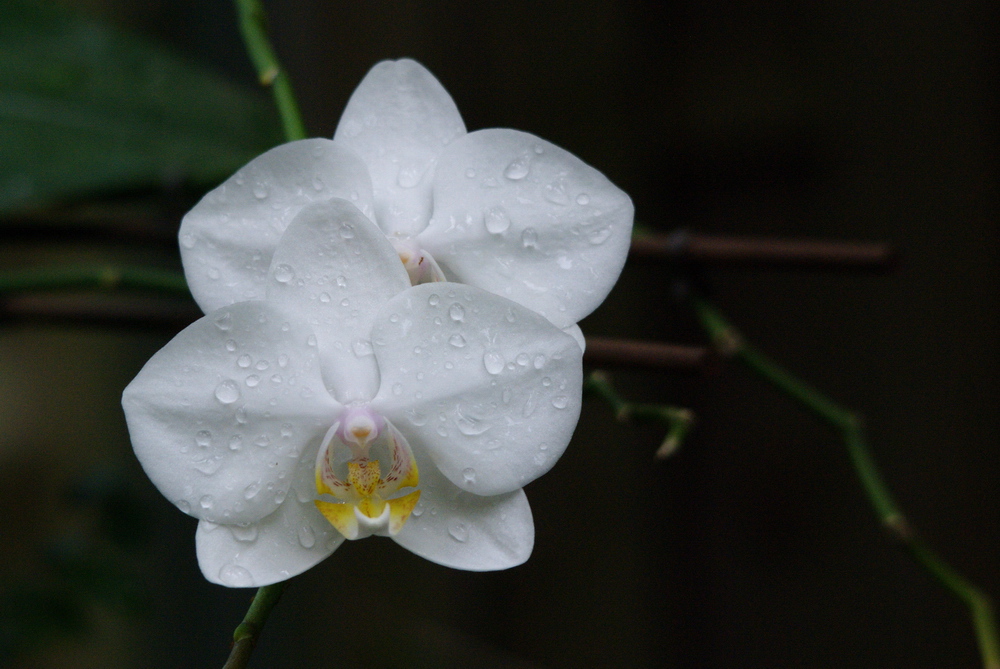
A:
259 67 279 86
883 513 915 542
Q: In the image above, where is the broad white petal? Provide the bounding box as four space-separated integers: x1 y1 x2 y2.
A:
563 324 586 353
371 283 583 496
197 488 344 587
419 129 633 328
180 139 376 313
122 301 339 525
391 462 533 571
334 59 466 236
266 199 410 403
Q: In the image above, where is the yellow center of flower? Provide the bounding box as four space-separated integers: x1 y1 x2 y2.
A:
313 419 421 540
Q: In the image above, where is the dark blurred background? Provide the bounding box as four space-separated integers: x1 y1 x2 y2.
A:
0 0 996 667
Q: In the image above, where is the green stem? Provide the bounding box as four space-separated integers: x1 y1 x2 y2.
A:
692 296 999 669
222 582 288 669
584 371 695 458
0 265 189 296
234 0 307 142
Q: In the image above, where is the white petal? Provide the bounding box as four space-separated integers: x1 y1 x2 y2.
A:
196 490 344 587
334 59 466 236
179 139 376 313
391 462 533 571
563 324 586 353
371 283 583 496
122 301 339 525
419 129 634 328
265 199 410 403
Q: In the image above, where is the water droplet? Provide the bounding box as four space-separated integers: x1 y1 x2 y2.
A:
448 521 469 542
576 193 591 205
436 425 448 437
218 564 253 587
312 175 325 191
336 275 347 288
392 382 403 396
215 381 240 404
254 434 270 448
462 467 477 484
542 377 552 387
340 224 355 239
176 499 191 514
199 495 214 509
228 435 243 451
516 353 530 366
504 155 530 180
411 504 424 517
319 292 331 303
465 167 476 178
456 414 491 436
306 334 318 347
449 303 465 322
405 409 428 426
253 185 268 199
533 144 545 154
235 406 249 424
278 354 289 368
231 524 258 542
215 312 233 331
588 227 613 245
274 489 288 504
533 354 546 369
244 482 261 499
521 228 539 249
274 264 294 283
544 179 570 205
255 360 270 371
298 525 316 548
352 339 374 357
207 267 221 280
225 339 238 352
449 334 466 348
483 351 505 375
195 430 211 448
552 395 569 409
180 233 196 249
245 375 260 387
484 206 511 234
427 294 440 307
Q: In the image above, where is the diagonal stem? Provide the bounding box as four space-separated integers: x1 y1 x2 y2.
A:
692 296 999 669
234 0 306 142
222 582 288 669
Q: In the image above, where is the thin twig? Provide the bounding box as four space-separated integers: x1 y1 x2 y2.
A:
632 231 897 270
222 582 288 669
584 371 695 458
234 0 307 142
691 296 999 669
583 337 713 373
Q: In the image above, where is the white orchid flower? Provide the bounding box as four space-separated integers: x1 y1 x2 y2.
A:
178 59 633 331
123 200 583 587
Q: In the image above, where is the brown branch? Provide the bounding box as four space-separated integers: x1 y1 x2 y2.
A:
583 337 714 373
631 231 897 270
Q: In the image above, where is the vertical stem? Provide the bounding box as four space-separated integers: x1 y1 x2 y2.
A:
221 582 288 669
692 296 999 669
234 0 307 142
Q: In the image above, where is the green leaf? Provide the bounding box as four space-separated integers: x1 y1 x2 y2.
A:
0 0 284 214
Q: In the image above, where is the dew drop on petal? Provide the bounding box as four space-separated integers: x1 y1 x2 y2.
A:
218 564 254 587
298 525 316 548
576 193 591 205
516 353 530 366
352 339 374 357
225 339 237 352
237 354 252 368
215 312 232 331
462 467 477 484
278 354 289 368
484 206 511 234
281 423 294 438
533 354 546 369
253 185 268 199
319 292 331 303
199 495 214 510
245 375 260 387
465 168 476 178
449 303 465 322
228 435 243 451
521 228 539 249
244 482 260 499
456 415 490 436
176 499 191 514
589 227 613 245
543 179 570 205
231 524 258 542
448 334 466 348
483 351 505 375
405 409 428 426
336 275 347 288
428 293 440 306
448 521 469 543
504 155 530 180
274 264 294 283
552 395 569 409
392 382 403 396
306 334 318 347
214 381 240 404
180 233 196 249
195 430 211 448
340 225 355 239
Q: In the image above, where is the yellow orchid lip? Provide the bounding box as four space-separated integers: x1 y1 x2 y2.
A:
314 411 421 540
